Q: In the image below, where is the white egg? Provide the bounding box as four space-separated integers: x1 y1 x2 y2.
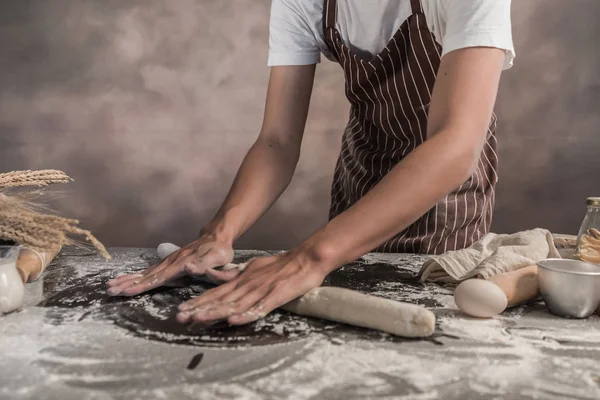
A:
454 279 508 318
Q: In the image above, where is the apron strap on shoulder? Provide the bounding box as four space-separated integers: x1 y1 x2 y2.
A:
323 0 337 31
410 0 423 14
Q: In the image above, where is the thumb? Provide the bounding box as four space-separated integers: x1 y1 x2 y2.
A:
203 267 241 284
184 247 233 276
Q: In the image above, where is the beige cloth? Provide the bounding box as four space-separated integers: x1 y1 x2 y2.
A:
418 228 561 283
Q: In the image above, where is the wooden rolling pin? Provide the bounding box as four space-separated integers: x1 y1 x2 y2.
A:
488 265 539 307
16 247 61 283
157 243 436 337
490 265 600 317
489 266 600 318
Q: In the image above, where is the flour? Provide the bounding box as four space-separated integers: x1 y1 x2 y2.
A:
0 258 25 314
1 248 600 399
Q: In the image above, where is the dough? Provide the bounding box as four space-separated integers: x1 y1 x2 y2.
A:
158 243 436 338
0 259 25 314
282 287 436 337
157 242 181 260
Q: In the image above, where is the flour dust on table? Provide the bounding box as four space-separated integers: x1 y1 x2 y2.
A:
3 248 600 399
159 243 436 338
39 248 445 347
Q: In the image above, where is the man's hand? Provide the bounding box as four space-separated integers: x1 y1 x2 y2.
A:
106 65 317 299
175 250 328 325
106 235 234 296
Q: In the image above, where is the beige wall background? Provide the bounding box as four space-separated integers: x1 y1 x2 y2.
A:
1 0 599 250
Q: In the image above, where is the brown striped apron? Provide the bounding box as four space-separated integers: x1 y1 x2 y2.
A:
325 0 499 254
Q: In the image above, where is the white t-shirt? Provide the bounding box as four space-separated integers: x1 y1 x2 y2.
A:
268 0 515 70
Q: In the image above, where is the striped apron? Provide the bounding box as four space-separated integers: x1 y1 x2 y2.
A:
325 0 499 254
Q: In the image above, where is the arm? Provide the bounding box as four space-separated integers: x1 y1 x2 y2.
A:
176 46 507 324
302 47 506 267
205 65 316 244
106 65 316 296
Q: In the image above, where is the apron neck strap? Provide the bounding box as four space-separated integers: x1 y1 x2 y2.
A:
410 0 423 14
323 0 337 31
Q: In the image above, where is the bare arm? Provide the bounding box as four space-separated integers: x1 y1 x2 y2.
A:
205 65 316 243
106 65 316 296
175 46 508 325
303 47 505 266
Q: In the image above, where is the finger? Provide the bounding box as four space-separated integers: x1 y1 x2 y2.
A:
227 303 266 325
107 274 147 295
178 280 239 311
184 248 232 276
182 280 270 324
203 267 240 284
182 259 210 276
228 285 291 325
110 247 207 296
183 285 269 324
176 303 228 324
118 264 186 296
106 273 144 287
178 285 256 322
178 258 269 310
106 249 190 291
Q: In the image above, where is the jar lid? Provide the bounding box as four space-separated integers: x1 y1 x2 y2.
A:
587 197 600 206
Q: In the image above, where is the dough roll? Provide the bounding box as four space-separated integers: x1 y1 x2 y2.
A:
282 286 435 337
158 243 436 338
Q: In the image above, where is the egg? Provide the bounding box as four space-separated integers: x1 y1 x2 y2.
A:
454 279 508 318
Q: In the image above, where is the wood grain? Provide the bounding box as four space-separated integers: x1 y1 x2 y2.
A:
488 265 539 307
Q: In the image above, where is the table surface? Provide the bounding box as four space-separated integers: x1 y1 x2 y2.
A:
1 247 600 400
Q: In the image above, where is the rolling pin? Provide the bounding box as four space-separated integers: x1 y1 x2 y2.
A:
157 243 436 337
488 265 539 307
454 265 540 318
17 246 61 283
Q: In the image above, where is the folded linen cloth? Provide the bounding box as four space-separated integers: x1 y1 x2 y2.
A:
418 228 561 283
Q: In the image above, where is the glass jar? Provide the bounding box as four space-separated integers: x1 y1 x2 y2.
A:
576 197 600 263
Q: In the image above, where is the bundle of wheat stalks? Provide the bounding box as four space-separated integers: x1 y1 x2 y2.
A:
0 169 110 259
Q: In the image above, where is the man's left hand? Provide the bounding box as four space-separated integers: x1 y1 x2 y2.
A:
175 250 328 325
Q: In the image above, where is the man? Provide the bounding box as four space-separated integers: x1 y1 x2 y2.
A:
108 0 514 326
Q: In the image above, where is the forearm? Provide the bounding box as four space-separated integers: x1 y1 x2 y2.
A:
297 48 504 270
203 136 300 244
300 131 482 270
201 65 315 244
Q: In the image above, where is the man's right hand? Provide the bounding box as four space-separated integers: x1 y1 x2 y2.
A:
106 236 234 297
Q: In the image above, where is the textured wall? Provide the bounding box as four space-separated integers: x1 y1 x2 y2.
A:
1 0 599 250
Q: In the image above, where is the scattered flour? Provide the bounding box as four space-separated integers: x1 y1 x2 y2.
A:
1 248 599 399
